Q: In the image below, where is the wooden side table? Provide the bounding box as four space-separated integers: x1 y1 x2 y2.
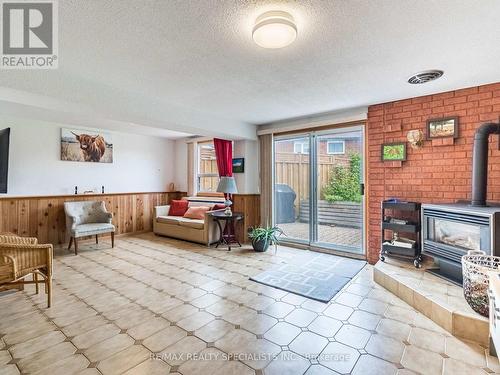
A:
209 211 244 251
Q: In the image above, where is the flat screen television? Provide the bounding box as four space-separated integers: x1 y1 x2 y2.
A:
0 128 10 194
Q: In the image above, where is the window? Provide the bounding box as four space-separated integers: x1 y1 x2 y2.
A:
327 140 345 155
197 141 219 193
293 141 309 154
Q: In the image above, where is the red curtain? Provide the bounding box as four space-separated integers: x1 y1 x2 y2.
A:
214 138 233 177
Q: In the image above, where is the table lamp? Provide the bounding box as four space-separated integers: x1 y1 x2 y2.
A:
216 176 238 215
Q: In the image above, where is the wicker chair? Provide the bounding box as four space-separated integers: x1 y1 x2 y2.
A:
0 234 53 308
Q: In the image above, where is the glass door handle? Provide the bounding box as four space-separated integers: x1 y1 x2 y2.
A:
360 183 365 196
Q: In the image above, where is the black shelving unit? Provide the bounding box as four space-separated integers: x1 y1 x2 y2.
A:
380 200 422 268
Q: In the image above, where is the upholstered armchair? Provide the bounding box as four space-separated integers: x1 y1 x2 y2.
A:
0 234 53 307
64 201 115 255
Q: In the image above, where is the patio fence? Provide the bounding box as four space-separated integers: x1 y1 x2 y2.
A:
299 200 362 228
199 158 219 192
199 151 351 200
199 146 218 192
274 152 351 201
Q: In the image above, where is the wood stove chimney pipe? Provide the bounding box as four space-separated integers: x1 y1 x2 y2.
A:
471 122 500 206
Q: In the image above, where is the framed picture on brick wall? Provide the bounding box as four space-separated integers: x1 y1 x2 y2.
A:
381 142 406 162
426 117 459 139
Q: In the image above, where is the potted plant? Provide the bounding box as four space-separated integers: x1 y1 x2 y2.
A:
248 226 284 252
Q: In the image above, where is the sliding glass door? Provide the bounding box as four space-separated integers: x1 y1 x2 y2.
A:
274 135 310 244
314 128 364 253
273 126 364 255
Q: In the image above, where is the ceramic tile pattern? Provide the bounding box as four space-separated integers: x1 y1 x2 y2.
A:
0 233 498 374
374 259 489 346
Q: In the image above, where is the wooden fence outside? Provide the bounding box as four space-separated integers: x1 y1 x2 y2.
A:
198 141 218 192
198 152 352 201
199 158 219 192
274 152 351 201
299 200 362 228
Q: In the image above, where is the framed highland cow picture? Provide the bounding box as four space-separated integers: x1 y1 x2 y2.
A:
61 128 113 163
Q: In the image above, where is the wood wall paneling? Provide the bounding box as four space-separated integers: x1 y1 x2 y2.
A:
0 192 185 245
0 191 260 246
232 194 261 243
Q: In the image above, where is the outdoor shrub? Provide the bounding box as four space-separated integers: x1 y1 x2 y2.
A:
323 153 362 203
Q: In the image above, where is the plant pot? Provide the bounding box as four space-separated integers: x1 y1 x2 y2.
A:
252 239 270 252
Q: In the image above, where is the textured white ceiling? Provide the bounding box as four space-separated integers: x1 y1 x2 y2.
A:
0 0 499 139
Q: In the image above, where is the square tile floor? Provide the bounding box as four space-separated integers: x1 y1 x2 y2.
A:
0 233 498 375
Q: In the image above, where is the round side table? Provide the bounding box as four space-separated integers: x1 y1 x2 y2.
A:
209 211 244 251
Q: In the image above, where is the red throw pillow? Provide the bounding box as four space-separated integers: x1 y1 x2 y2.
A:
213 204 226 211
183 206 210 220
168 200 189 216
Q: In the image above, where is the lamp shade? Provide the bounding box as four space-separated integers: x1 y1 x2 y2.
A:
216 177 238 194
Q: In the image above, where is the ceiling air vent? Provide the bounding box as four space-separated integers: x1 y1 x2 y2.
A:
407 70 444 84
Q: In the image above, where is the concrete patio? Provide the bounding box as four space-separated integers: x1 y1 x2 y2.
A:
278 222 363 249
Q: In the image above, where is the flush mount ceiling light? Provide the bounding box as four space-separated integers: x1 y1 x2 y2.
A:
252 11 297 49
407 70 444 84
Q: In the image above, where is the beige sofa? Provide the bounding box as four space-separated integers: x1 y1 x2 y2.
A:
153 201 221 246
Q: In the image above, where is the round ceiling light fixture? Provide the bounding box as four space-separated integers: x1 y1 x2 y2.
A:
407 70 444 84
252 11 297 49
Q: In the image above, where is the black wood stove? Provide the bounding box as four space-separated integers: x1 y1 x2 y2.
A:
422 121 500 284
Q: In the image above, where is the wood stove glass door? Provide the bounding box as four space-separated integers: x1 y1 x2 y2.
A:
424 215 490 253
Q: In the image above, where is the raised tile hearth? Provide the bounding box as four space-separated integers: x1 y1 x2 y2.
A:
374 259 489 346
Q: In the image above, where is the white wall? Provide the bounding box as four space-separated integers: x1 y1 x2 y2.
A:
173 139 188 193
233 140 259 194
2 120 176 196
